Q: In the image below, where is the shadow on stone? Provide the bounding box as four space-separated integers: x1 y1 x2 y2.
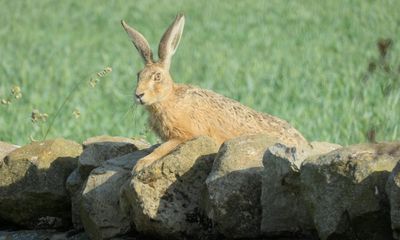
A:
205 167 263 238
79 147 154 240
321 171 393 240
0 155 78 229
120 137 220 239
301 143 398 240
138 153 218 239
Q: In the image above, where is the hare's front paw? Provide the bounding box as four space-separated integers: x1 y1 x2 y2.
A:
132 155 157 174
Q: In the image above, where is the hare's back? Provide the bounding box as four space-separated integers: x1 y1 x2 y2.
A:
176 86 308 147
178 87 282 131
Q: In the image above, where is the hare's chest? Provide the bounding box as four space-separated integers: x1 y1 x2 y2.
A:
148 106 194 141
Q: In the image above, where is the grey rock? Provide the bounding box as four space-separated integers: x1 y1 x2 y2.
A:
301 142 399 240
261 143 313 237
0 230 88 240
79 135 150 178
66 169 85 230
0 139 82 228
67 135 150 230
385 146 400 239
0 141 19 161
120 136 219 239
261 141 341 236
205 134 278 239
80 150 151 240
309 141 342 157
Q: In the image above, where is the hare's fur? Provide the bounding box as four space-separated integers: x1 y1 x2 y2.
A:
147 84 307 146
122 14 310 172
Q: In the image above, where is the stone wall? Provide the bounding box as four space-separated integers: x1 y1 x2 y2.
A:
1 135 399 240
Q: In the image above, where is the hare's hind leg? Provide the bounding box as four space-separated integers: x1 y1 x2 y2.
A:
133 139 183 173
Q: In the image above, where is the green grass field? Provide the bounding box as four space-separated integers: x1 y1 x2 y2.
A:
1 0 399 146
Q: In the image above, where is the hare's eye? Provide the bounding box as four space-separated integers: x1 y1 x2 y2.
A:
154 72 161 82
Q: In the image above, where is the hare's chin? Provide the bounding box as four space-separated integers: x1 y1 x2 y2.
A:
135 98 145 105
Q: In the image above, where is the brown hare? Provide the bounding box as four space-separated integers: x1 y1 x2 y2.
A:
121 14 311 172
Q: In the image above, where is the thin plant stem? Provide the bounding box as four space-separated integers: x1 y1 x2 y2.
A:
42 81 81 140
42 67 111 140
41 122 46 140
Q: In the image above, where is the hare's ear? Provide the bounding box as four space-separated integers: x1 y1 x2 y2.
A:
121 20 154 64
158 14 185 70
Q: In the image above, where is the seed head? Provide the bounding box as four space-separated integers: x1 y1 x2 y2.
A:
96 66 113 77
89 78 99 87
11 86 21 94
1 99 11 105
72 108 81 119
31 109 48 123
11 86 22 99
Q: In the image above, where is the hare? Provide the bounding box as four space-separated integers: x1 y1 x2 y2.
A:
121 14 311 172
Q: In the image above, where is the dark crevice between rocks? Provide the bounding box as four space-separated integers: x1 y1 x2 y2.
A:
0 217 20 231
327 209 392 240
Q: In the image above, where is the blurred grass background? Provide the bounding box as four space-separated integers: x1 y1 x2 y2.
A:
0 0 399 146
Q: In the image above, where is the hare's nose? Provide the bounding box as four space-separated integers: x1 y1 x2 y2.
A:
135 93 144 99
